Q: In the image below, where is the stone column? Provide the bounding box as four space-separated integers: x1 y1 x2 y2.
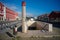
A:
3 7 6 21
22 1 27 33
49 24 53 32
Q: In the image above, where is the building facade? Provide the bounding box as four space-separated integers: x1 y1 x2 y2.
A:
37 14 49 22
37 11 60 22
0 2 18 21
48 11 60 22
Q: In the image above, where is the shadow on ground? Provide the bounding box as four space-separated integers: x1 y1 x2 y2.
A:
28 27 36 30
17 25 22 32
6 32 13 37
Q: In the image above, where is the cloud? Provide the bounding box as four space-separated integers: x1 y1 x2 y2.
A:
17 11 34 17
17 12 21 14
26 13 34 17
3 3 34 17
6 5 18 11
3 3 18 11
8 6 18 10
6 5 21 17
17 12 34 17
17 11 22 16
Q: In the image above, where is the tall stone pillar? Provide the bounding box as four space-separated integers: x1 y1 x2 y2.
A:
3 7 6 21
22 1 27 33
49 24 53 32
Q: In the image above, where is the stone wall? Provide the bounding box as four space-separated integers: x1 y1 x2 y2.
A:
26 20 36 27
27 20 53 32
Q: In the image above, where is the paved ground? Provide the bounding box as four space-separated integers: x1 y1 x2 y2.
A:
17 27 60 37
0 20 22 40
0 27 60 40
12 36 60 40
0 20 60 40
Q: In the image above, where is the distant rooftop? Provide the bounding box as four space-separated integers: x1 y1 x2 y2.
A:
49 11 60 18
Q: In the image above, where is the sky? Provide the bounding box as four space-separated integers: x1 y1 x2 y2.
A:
0 0 60 17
